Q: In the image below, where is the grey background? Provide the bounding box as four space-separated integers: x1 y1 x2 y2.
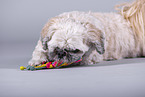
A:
0 0 130 67
0 0 129 42
1 0 145 97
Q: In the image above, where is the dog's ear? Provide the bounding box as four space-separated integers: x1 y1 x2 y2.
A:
40 37 49 50
84 23 105 54
40 17 59 50
40 21 51 50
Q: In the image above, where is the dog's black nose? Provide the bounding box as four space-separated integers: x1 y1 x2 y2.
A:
58 51 66 59
55 47 67 59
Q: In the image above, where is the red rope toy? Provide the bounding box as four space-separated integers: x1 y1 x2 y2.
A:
20 58 82 71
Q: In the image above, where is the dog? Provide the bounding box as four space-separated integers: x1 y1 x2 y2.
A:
29 0 145 66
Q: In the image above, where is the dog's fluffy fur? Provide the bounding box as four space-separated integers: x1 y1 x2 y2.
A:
29 0 145 66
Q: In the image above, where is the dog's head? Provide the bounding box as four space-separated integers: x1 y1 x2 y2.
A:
41 12 105 63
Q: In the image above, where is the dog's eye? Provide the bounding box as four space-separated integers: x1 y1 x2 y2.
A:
72 49 80 53
64 49 82 53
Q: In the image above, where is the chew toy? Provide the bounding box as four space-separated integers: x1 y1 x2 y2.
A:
20 58 82 71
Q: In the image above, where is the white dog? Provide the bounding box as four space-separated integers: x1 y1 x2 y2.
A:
29 0 145 66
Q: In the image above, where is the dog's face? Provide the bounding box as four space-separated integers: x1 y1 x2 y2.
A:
41 15 105 63
45 18 89 63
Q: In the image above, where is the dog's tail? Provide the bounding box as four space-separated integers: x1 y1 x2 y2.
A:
115 0 145 40
115 0 145 55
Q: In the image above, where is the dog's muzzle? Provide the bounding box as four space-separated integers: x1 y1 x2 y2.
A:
57 50 67 59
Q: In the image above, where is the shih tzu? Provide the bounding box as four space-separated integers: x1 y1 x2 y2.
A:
29 0 145 66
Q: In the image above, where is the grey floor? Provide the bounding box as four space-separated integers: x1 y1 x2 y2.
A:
0 42 145 97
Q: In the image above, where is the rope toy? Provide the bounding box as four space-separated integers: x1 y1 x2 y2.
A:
20 58 82 71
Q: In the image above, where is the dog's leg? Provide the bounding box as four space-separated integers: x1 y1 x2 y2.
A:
84 50 103 65
28 40 48 66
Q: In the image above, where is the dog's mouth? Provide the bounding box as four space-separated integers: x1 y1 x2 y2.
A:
48 52 81 63
48 47 83 63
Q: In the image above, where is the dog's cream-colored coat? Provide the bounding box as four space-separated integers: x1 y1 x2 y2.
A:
29 0 145 66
